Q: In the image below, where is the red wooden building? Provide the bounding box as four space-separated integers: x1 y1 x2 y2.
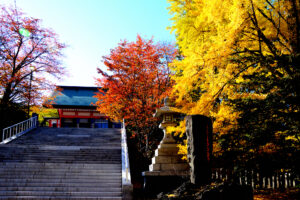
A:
47 86 121 128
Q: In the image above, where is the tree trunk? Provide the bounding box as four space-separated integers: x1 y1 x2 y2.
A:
1 83 12 106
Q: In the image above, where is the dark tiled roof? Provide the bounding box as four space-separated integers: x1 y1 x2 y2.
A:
50 86 101 108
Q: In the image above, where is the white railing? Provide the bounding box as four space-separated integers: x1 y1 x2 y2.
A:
1 116 38 144
121 119 133 197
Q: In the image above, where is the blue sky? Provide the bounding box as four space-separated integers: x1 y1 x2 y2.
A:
1 0 175 86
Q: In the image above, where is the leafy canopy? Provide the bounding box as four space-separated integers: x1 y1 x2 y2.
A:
95 35 177 157
168 0 300 169
0 5 66 106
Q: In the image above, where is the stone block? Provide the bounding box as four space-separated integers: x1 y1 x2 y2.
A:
150 163 189 171
152 156 186 164
155 147 179 156
158 143 178 148
149 163 161 171
161 134 176 144
171 156 186 163
152 156 172 164
142 170 189 176
160 163 189 171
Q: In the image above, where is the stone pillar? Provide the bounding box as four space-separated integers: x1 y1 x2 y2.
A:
186 115 213 185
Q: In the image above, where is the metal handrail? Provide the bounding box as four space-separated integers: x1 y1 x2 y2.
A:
1 116 38 144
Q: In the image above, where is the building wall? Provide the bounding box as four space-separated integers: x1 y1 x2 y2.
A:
54 108 121 128
48 119 61 128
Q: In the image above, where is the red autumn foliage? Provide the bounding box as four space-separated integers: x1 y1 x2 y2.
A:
95 35 176 155
0 5 66 106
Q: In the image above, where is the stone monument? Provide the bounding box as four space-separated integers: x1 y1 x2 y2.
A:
186 115 213 185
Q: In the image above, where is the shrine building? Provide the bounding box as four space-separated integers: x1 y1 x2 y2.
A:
46 85 121 128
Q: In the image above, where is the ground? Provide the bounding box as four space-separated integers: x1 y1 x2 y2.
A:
254 188 299 200
156 181 300 200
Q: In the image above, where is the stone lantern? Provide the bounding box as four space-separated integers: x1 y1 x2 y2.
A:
152 97 182 151
142 97 189 194
155 97 179 127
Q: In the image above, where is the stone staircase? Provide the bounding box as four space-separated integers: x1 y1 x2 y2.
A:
0 127 122 199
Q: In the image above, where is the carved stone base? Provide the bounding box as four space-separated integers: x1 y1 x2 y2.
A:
148 130 189 174
143 130 190 194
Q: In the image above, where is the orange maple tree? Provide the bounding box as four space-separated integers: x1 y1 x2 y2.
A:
95 35 176 156
0 5 66 107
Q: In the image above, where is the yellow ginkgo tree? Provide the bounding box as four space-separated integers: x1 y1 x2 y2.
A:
168 0 300 170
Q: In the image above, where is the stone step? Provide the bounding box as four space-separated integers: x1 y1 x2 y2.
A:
0 150 121 154
0 160 121 163
0 163 121 169
0 170 121 175
0 150 121 157
0 152 121 156
0 182 121 188
0 196 122 200
1 161 121 165
0 174 121 179
0 171 121 176
0 186 121 192
0 145 121 150
0 169 121 174
0 156 120 159
0 161 121 164
4 145 121 149
0 145 121 149
0 167 121 172
9 143 121 145
0 157 120 160
0 178 121 184
0 191 122 197
0 156 121 160
0 175 121 180
0 151 121 154
0 149 121 153
11 138 121 141
0 127 123 199
1 156 120 159
0 157 121 161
